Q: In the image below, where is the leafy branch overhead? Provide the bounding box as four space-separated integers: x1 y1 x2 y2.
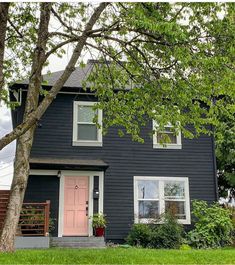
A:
1 3 234 147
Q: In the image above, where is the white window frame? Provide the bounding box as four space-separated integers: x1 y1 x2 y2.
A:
134 176 191 224
153 121 182 149
73 101 102 147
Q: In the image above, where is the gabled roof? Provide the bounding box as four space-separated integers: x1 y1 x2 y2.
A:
16 60 96 88
12 59 131 92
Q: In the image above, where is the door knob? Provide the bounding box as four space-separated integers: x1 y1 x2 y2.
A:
75 185 78 189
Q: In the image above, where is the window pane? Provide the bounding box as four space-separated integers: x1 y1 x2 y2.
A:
164 181 185 199
77 105 96 123
139 201 159 219
165 201 186 219
77 124 97 140
157 132 177 144
163 127 173 132
138 180 159 199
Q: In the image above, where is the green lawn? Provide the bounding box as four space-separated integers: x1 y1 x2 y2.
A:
0 247 235 264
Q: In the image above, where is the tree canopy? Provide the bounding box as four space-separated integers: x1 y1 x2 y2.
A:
0 2 235 252
1 3 235 144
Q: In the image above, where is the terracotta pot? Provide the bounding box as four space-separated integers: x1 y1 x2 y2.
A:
95 227 105 237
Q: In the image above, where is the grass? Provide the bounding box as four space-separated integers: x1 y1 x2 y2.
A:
0 247 235 264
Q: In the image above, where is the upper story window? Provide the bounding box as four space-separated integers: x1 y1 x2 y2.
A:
73 101 102 146
153 121 182 149
134 176 191 224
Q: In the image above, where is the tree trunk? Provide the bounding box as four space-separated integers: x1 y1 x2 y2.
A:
0 3 9 94
0 3 108 252
0 3 52 252
0 127 35 251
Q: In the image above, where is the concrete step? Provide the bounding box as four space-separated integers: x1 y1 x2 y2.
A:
50 237 106 248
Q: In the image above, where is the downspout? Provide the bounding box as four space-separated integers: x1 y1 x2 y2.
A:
211 128 219 201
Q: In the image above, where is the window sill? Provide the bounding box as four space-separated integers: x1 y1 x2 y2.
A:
136 218 191 225
72 141 103 147
153 144 182 149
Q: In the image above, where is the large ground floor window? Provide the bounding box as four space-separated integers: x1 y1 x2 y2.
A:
134 176 191 224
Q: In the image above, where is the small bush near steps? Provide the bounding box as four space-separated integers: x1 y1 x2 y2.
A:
126 223 152 248
126 213 183 249
188 200 234 249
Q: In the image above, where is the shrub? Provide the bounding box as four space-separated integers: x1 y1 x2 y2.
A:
126 214 184 249
180 244 192 250
225 206 235 245
150 214 184 249
126 223 151 247
188 200 234 249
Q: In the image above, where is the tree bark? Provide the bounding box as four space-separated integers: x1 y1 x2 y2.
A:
0 3 52 252
0 2 108 252
0 3 9 95
0 2 108 151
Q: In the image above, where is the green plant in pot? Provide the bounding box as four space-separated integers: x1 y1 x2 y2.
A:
91 213 106 237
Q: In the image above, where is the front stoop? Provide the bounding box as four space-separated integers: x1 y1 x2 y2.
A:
50 237 106 248
15 237 50 249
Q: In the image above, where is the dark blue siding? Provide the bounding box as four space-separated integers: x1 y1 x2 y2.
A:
24 175 59 237
17 92 217 241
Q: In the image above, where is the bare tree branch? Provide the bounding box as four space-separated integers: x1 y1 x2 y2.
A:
0 2 52 252
48 31 77 39
45 38 78 59
85 41 139 82
51 7 82 34
7 18 23 39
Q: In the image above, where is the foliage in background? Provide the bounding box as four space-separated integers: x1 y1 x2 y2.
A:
188 200 234 249
126 213 183 249
215 95 235 198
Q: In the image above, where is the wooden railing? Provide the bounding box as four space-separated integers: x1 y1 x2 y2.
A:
0 190 50 237
0 190 10 233
17 201 51 236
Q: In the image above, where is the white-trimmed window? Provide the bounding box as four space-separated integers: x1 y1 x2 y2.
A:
153 121 182 149
134 176 190 224
73 101 102 146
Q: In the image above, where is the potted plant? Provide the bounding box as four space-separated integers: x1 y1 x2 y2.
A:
91 213 106 237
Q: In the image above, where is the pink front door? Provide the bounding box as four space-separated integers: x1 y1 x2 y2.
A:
63 176 89 236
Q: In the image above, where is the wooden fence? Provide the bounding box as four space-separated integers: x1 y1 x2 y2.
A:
0 190 10 233
17 201 51 236
0 191 50 237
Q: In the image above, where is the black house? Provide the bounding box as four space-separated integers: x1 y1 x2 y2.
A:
11 60 218 242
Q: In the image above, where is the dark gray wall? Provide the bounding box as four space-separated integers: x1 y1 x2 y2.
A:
24 175 59 237
17 92 217 241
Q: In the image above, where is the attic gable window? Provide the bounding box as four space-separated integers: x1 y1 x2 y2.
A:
153 121 182 149
73 101 102 147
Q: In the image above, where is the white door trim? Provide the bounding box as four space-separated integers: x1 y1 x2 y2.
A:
58 170 104 237
29 169 104 237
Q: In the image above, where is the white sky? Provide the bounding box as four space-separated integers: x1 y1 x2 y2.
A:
0 105 15 189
